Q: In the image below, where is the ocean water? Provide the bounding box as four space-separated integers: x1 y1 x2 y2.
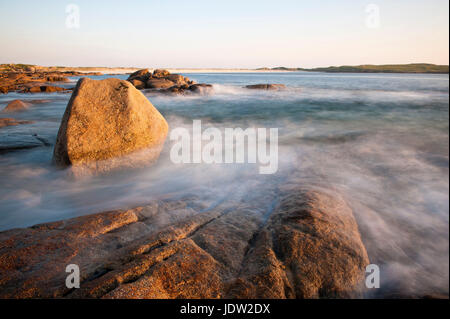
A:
0 72 448 297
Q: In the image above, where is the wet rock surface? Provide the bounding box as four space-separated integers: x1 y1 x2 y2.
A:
0 133 51 154
0 186 369 298
245 84 286 90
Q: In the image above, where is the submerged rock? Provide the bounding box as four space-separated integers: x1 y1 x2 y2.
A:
0 187 369 298
0 117 34 128
2 100 31 112
245 84 286 90
52 77 168 175
0 133 51 153
228 188 369 298
152 69 170 78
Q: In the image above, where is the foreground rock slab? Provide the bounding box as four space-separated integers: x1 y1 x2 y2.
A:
52 77 169 175
0 187 369 298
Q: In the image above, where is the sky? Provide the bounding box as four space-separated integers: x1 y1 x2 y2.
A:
0 0 448 68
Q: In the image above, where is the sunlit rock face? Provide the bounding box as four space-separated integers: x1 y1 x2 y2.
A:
52 77 168 176
0 187 369 299
3 100 31 112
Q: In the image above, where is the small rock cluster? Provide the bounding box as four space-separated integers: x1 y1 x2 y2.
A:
127 69 213 95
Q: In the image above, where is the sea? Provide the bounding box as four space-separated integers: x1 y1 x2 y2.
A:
0 71 448 297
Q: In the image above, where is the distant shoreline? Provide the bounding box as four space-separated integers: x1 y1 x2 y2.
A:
1 63 448 75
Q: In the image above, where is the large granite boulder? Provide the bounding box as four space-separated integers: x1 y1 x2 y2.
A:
0 187 369 298
52 77 168 175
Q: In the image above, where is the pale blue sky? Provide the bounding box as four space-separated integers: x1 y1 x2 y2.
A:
0 0 448 68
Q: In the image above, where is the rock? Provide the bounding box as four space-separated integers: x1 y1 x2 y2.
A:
2 100 31 112
127 69 151 80
52 77 169 175
0 118 34 128
0 187 369 298
0 67 101 94
129 79 146 89
189 83 213 94
146 78 175 89
245 84 286 90
127 69 152 84
153 69 170 78
126 69 208 96
227 188 369 298
28 99 52 104
45 76 69 82
24 85 69 93
7 73 29 81
0 134 51 153
165 86 187 95
166 74 187 85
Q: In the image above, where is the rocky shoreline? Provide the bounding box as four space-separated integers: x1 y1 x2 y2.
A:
0 69 101 94
4 66 416 300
